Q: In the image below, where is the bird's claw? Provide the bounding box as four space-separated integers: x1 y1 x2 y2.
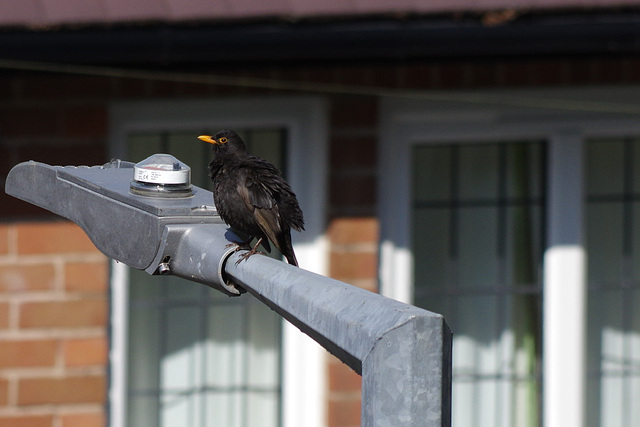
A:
234 248 265 265
225 239 265 264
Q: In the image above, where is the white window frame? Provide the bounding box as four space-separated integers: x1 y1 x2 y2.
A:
107 97 329 427
378 86 640 427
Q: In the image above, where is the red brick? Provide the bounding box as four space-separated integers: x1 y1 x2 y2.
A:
19 76 111 100
16 222 98 255
331 97 377 128
0 378 8 406
0 77 17 100
0 303 9 329
404 64 437 89
501 61 535 87
301 66 338 86
330 136 376 169
0 225 8 255
152 81 200 98
531 60 569 85
274 67 306 82
330 174 376 207
18 375 105 405
0 264 55 293
63 337 107 367
328 217 378 245
598 58 632 83
336 66 373 86
625 59 640 84
114 77 151 98
566 59 595 85
330 252 377 282
0 146 13 182
62 106 107 138
60 412 105 427
0 339 57 368
369 66 403 88
0 415 53 427
328 398 361 427
328 361 361 393
0 106 62 137
64 261 108 293
467 62 501 88
19 299 107 329
436 63 470 88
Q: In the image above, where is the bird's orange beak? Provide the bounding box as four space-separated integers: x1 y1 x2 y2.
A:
198 135 218 144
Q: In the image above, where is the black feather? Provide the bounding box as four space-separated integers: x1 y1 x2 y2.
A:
206 129 304 266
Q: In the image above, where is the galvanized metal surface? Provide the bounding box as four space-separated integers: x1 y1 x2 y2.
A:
225 251 452 426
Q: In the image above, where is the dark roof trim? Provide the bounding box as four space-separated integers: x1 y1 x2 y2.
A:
1 13 640 67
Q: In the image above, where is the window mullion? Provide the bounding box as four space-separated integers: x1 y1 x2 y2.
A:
543 133 587 427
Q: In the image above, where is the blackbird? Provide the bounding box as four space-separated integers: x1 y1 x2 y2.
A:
198 130 304 266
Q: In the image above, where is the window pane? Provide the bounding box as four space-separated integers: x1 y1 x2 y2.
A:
128 134 163 163
413 145 451 203
128 270 161 392
506 143 544 200
412 141 544 427
458 207 498 288
244 130 286 171
167 132 210 188
458 144 499 201
505 205 543 287
632 202 640 281
587 202 623 285
587 139 625 197
586 137 640 427
128 396 159 427
413 208 450 289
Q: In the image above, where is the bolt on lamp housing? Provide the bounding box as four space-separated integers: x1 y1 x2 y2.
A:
130 154 193 198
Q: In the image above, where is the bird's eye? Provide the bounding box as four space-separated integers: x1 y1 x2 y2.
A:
219 137 228 144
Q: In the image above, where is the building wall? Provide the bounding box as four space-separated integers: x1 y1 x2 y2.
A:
326 94 378 427
0 222 108 426
1 57 639 427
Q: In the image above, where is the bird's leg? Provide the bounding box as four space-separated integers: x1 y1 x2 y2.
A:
235 237 266 265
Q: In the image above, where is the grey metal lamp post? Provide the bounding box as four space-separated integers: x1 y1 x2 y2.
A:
5 157 451 427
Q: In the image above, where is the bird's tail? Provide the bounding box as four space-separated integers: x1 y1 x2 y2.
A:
277 230 299 267
285 251 298 267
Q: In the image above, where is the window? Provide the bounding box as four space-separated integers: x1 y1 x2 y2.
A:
586 138 640 426
412 142 544 426
108 98 328 427
379 87 640 427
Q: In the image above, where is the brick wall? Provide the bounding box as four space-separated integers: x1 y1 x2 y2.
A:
0 222 108 427
326 218 378 427
326 91 379 427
